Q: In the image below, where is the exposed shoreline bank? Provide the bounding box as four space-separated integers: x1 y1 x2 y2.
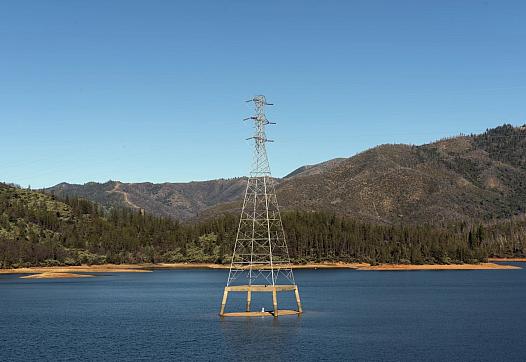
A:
0 261 520 279
20 272 95 279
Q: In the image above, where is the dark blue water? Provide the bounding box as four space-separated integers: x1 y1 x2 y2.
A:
1 266 525 361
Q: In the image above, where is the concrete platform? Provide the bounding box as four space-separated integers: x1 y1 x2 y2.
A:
221 309 300 317
225 284 296 292
219 284 303 318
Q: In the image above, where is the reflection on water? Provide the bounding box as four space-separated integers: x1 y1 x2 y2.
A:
220 313 302 335
220 316 302 361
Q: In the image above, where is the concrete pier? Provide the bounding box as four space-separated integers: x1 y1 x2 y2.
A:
219 284 302 318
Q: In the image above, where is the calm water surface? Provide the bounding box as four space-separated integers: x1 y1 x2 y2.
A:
1 266 525 361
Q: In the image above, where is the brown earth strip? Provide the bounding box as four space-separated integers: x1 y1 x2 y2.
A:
20 272 95 279
106 182 141 209
0 264 151 275
1 262 520 277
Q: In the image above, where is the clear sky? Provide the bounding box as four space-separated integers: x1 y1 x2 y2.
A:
1 0 525 188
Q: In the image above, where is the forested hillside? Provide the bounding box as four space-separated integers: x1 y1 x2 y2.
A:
48 124 526 224
1 183 524 268
273 124 526 223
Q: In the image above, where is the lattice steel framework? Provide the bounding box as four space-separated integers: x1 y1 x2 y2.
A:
226 95 295 287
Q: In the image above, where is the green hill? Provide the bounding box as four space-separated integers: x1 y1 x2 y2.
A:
0 183 233 268
1 182 525 268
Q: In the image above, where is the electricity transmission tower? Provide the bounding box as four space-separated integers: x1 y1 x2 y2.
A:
219 95 302 318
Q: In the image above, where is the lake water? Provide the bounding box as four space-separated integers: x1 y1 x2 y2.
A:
1 266 525 361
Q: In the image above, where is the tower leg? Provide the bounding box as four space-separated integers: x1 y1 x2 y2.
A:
272 287 278 318
294 286 303 314
246 289 252 312
219 289 229 316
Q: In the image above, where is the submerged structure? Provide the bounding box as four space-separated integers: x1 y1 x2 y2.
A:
219 95 302 318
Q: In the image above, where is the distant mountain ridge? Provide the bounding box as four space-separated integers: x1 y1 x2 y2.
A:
283 158 346 179
49 178 248 220
47 124 526 223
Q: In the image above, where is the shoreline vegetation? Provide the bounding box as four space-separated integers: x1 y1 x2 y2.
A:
488 257 526 262
2 183 526 275
1 261 521 279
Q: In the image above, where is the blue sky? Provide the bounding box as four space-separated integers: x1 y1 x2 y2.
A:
1 0 525 188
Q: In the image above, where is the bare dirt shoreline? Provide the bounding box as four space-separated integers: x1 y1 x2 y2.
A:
20 272 95 279
0 262 520 278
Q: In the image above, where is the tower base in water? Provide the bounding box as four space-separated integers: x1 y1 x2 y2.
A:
219 284 302 318
220 96 302 317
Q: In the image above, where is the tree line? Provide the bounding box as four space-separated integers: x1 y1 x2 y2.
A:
0 183 524 268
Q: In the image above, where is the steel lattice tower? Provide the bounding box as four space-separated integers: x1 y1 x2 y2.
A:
219 95 302 318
